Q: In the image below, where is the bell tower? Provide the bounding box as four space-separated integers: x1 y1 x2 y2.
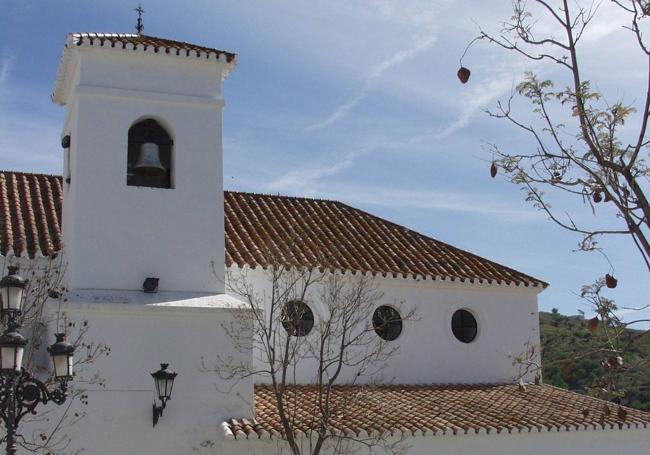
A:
52 33 236 294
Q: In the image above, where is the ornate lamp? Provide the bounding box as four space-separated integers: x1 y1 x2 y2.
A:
0 323 27 373
0 267 27 316
151 363 177 427
47 333 75 379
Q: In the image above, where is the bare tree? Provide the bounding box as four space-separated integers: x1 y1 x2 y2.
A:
459 0 650 404
208 242 414 455
1 255 110 455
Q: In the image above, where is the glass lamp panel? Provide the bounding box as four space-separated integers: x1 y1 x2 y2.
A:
53 354 71 378
0 346 15 370
156 377 167 399
68 355 74 377
1 287 23 312
1 346 22 371
168 378 174 397
15 346 24 371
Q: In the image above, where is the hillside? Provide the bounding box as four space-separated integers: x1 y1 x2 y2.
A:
540 310 650 411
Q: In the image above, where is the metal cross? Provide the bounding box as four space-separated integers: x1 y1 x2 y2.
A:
135 4 145 34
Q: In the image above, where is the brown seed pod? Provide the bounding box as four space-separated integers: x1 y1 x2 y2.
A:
586 316 599 332
490 162 498 178
605 274 618 289
457 66 471 84
617 406 627 420
603 404 611 416
593 191 602 203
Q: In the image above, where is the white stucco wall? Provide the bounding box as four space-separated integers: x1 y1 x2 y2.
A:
60 48 229 293
28 292 253 455
223 427 650 455
229 266 541 385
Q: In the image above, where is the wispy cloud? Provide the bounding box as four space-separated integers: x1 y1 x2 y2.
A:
0 51 15 87
271 180 540 221
305 34 438 132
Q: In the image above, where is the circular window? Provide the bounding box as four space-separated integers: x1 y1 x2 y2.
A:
451 309 478 343
281 300 314 337
372 306 403 341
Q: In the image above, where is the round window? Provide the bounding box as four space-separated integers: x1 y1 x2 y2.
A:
451 309 478 343
372 306 403 341
281 300 314 337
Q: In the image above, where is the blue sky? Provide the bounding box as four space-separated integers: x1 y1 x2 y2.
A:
1 0 647 322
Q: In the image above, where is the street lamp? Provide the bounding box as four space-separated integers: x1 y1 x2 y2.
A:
0 267 27 316
151 363 177 427
0 267 75 455
48 333 75 379
0 323 27 373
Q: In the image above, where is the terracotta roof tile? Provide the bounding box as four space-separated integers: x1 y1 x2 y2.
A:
225 384 650 440
69 33 236 62
0 171 546 287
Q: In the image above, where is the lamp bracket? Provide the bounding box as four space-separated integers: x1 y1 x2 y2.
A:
0 369 70 430
153 404 163 427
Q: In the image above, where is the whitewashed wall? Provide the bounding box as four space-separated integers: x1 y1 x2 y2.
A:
59 48 229 293
25 292 253 455
223 427 650 455
227 266 541 385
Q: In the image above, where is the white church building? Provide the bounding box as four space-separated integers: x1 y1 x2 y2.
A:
0 31 648 454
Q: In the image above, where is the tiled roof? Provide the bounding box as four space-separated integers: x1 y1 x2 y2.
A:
224 384 650 440
0 171 546 288
224 191 546 287
69 33 236 62
0 172 63 258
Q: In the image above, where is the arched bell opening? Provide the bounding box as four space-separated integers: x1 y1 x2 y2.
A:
127 119 173 189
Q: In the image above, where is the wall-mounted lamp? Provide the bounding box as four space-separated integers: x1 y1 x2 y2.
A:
143 278 159 293
61 135 71 149
151 363 177 427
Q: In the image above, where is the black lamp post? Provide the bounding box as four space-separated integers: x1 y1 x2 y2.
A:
0 267 75 455
151 363 177 427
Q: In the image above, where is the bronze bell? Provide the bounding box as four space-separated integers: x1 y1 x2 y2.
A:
134 142 166 176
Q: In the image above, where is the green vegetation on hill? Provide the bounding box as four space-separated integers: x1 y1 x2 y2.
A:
540 310 650 411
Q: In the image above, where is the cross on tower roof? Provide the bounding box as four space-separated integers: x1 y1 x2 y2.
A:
135 4 145 35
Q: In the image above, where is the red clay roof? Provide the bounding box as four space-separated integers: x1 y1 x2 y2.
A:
69 33 236 62
0 171 546 287
225 383 650 439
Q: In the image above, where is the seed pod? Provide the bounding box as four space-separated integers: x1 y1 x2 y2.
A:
593 191 602 203
586 316 599 332
618 406 627 420
605 274 618 289
457 67 471 84
490 162 498 178
603 404 611 416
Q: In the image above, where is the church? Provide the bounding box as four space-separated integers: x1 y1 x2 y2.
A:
0 30 648 454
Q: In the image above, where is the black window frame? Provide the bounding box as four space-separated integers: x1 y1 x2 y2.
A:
451 309 478 343
281 300 315 337
372 305 403 341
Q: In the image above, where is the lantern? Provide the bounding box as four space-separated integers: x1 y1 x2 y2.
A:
48 333 75 379
151 363 177 407
0 267 27 316
0 323 27 372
